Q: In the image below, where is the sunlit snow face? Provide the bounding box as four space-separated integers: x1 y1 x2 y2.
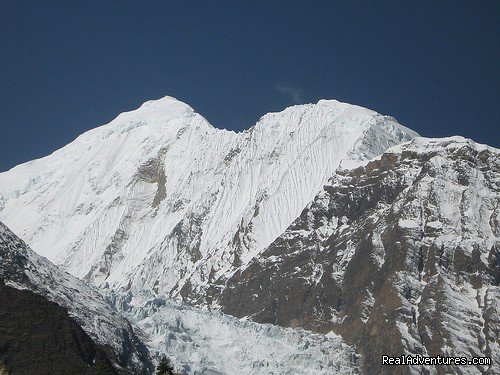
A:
0 97 417 298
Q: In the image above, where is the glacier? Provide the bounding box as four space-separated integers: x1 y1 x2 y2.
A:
107 289 359 375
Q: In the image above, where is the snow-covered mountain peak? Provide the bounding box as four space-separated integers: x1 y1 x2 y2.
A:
0 96 419 303
115 95 196 123
256 98 371 128
252 99 417 145
100 95 204 136
316 98 375 114
139 95 192 109
2 93 499 374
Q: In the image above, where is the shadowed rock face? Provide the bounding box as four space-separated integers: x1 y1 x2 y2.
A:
216 139 500 375
0 281 117 375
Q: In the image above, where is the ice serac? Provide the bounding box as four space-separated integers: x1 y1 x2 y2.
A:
217 137 500 375
107 291 359 375
0 97 417 304
0 221 153 374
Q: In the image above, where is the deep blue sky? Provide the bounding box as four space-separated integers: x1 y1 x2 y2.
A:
1 1 499 172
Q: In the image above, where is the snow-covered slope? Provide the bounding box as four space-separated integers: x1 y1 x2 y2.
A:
0 221 152 373
0 96 416 304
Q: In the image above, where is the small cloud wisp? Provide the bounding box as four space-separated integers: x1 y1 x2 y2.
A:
275 82 303 104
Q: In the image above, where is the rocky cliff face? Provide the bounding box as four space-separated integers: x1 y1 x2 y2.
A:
217 137 500 374
0 221 153 374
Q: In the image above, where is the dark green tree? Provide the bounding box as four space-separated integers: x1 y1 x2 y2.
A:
156 356 175 375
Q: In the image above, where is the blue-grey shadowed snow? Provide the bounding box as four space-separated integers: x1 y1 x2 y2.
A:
0 1 498 172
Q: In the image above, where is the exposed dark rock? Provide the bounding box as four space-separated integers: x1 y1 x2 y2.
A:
135 147 168 208
223 147 241 165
